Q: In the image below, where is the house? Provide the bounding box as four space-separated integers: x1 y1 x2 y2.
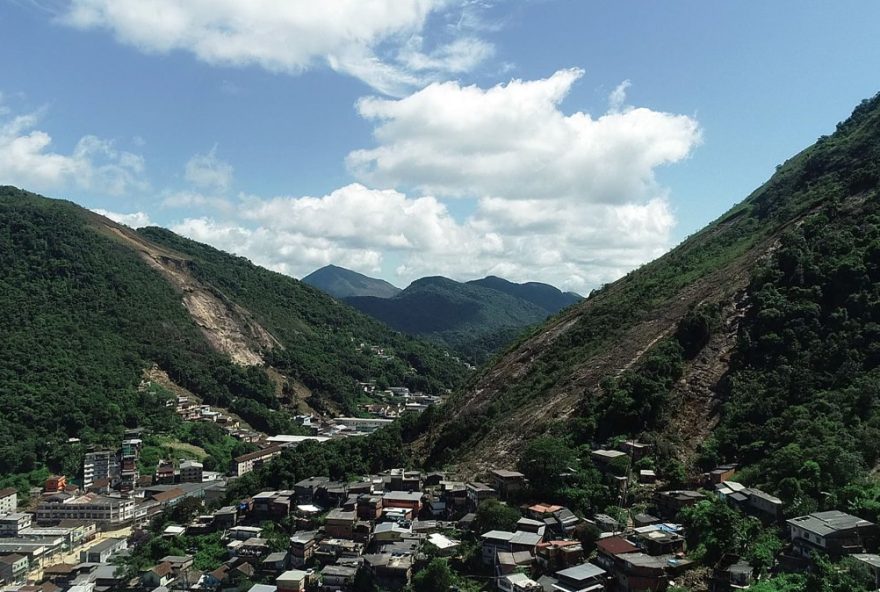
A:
553 562 607 592
787 510 876 558
44 475 67 493
618 441 652 461
142 562 175 588
289 531 318 568
594 537 640 572
80 538 128 563
159 555 195 575
709 557 754 592
705 464 738 485
552 508 580 535
427 533 460 556
373 522 411 542
276 569 309 592
536 540 584 571
0 554 29 585
516 517 546 536
654 490 705 519
325 509 356 539
591 450 627 472
632 525 686 556
261 551 290 574
382 491 422 516
294 478 330 504
180 460 204 484
319 564 358 591
387 469 422 492
593 514 619 533
214 506 238 529
490 470 526 499
482 531 515 565
238 537 270 557
155 461 176 484
357 495 382 521
0 513 33 537
633 514 660 528
362 553 412 590
496 550 534 576
466 483 498 510
0 488 18 514
639 470 657 484
228 526 263 540
499 572 542 592
613 553 669 592
314 539 364 563
851 554 880 590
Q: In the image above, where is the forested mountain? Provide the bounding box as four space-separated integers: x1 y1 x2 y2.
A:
345 276 553 363
415 93 880 520
0 189 466 478
302 264 401 299
467 275 581 313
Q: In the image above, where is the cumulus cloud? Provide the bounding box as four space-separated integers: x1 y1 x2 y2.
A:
164 182 673 293
347 68 702 202
0 104 148 196
92 208 152 228
60 0 494 95
184 146 233 191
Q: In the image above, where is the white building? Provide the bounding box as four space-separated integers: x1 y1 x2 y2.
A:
36 494 135 526
83 450 119 489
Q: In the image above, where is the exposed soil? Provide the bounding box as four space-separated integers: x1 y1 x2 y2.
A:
95 219 281 366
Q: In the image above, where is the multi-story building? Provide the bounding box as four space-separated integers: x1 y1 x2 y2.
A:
83 450 120 489
0 488 17 514
787 511 876 558
36 494 135 527
0 513 32 537
0 554 29 585
231 446 283 477
120 438 142 491
179 460 204 483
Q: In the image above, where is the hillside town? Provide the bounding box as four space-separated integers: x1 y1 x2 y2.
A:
2 427 878 592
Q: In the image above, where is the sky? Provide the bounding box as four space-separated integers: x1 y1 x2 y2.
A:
1 1 879 293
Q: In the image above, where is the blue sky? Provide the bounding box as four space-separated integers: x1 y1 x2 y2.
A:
1 1 879 291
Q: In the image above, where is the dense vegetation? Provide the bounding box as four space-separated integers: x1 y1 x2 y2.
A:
301 264 401 299
422 93 880 483
346 276 554 363
468 275 581 313
0 189 465 479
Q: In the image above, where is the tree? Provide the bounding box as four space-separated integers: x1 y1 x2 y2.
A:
410 558 454 592
517 436 574 497
473 500 520 534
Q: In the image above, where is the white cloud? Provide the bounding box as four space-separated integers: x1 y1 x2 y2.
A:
161 190 233 212
92 208 152 228
347 68 702 202
60 0 494 95
184 146 233 191
166 182 674 293
0 104 148 196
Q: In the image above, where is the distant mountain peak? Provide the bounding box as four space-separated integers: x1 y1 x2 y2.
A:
302 264 401 299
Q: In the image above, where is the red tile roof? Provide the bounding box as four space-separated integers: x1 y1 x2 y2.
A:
596 536 639 556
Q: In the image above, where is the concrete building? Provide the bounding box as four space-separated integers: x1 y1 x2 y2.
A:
83 451 119 489
231 446 283 477
787 511 876 558
0 488 17 514
0 513 33 537
179 460 204 484
38 494 135 526
80 538 128 563
0 554 29 585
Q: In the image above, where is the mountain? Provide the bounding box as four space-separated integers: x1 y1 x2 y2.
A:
416 93 880 515
467 275 581 314
302 264 401 299
345 276 554 362
0 188 466 478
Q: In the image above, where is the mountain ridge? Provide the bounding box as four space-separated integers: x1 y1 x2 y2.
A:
416 90 880 506
302 264 401 299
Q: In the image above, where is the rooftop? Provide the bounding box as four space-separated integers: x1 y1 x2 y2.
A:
556 562 606 582
788 511 874 536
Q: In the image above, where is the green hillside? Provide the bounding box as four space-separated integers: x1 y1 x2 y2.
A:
0 189 466 478
467 275 581 313
417 93 880 517
302 264 401 299
346 276 551 363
